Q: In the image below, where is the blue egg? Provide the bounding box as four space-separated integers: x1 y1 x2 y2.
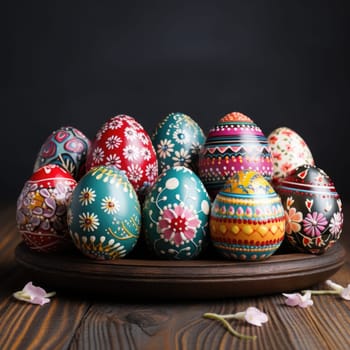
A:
67 166 141 260
34 126 91 180
151 112 206 174
142 166 211 259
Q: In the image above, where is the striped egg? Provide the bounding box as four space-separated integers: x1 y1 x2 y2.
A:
209 170 285 261
198 112 272 199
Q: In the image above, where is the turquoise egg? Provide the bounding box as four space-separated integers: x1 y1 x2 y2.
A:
142 166 211 259
151 112 206 174
67 166 141 260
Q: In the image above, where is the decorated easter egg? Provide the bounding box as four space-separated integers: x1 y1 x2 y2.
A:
268 127 314 184
67 165 141 260
86 115 158 196
16 164 77 252
151 112 206 174
209 170 285 261
34 126 91 180
275 165 343 254
198 112 273 199
142 166 211 259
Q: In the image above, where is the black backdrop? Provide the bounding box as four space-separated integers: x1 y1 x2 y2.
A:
3 0 349 201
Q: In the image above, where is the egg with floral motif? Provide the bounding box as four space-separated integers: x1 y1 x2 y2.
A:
198 112 273 199
34 126 91 180
142 166 211 260
268 127 314 184
209 170 285 261
275 164 343 254
67 165 141 260
16 164 77 252
151 112 206 174
86 115 158 197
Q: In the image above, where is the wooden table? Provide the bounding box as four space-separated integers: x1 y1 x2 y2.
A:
1 203 349 350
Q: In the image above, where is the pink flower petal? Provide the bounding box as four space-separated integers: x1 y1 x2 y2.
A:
340 285 350 300
13 282 55 306
244 307 268 326
23 282 47 298
283 292 313 308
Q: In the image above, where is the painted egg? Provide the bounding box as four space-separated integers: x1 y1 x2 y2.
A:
67 165 141 260
142 166 211 260
198 112 273 199
16 164 77 252
151 112 206 174
86 115 158 196
268 127 314 184
275 164 343 254
34 126 91 180
209 170 285 261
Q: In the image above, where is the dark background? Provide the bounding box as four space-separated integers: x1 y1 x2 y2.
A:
3 0 349 202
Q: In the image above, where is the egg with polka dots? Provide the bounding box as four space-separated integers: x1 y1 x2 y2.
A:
142 166 211 260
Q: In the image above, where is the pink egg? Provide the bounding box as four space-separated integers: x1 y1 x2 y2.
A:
86 115 158 196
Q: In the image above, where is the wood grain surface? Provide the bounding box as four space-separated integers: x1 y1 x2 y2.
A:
1 203 350 350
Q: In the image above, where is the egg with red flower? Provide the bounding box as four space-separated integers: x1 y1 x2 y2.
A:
86 115 158 197
142 166 211 259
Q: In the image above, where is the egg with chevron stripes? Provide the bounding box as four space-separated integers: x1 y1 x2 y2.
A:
209 170 285 261
198 112 273 199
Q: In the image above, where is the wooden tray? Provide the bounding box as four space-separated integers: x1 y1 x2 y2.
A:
15 242 346 300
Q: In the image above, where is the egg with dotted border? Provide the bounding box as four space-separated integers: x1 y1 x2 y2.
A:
142 166 211 260
198 112 273 199
67 165 141 260
209 170 285 261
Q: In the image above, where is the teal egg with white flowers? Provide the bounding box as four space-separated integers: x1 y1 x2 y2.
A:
142 166 211 259
67 165 141 260
151 112 206 174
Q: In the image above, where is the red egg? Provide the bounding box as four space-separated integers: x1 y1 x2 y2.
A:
86 115 158 196
16 164 77 252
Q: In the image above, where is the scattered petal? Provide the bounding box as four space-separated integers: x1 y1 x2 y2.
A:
244 307 268 326
203 307 268 340
340 285 350 301
283 291 313 308
13 282 56 306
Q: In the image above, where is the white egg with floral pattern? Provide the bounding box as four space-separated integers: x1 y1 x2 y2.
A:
142 166 211 260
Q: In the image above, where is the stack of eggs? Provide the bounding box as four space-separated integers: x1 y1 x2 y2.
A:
16 111 343 262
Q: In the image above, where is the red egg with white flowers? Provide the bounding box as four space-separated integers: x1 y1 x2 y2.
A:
86 115 158 196
16 164 77 252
